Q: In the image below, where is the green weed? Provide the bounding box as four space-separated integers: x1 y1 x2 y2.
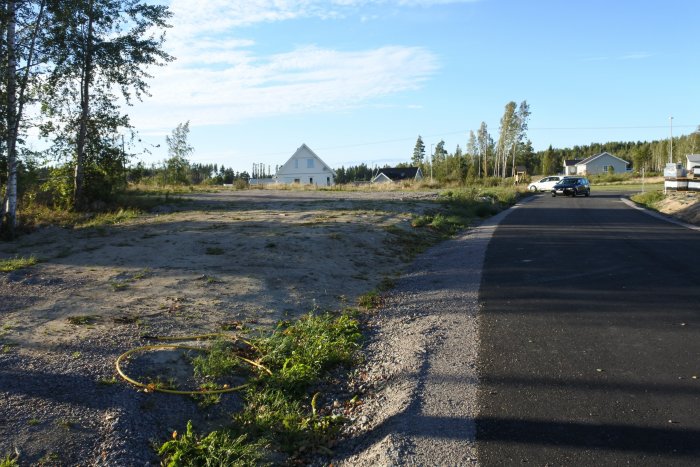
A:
631 190 665 209
160 311 362 464
67 315 98 325
0 256 38 273
159 421 268 467
1 453 19 467
358 290 383 309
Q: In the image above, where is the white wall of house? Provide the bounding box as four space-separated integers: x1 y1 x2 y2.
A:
274 144 336 186
576 152 628 175
686 154 700 172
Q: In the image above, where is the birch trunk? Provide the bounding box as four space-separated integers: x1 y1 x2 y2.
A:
3 1 17 238
74 0 94 211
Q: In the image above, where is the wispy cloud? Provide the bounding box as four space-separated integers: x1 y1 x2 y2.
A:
133 0 447 132
620 52 652 60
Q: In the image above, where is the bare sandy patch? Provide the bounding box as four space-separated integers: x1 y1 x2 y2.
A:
654 191 700 224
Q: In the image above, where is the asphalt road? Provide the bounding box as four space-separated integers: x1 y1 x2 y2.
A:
477 191 700 465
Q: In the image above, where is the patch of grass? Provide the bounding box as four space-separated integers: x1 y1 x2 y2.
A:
0 256 38 273
205 247 225 255
56 419 74 430
377 276 397 292
132 268 152 280
98 376 119 386
110 281 129 291
631 190 665 210
191 340 247 379
199 275 221 284
160 311 362 465
358 290 383 309
77 209 141 229
67 315 98 325
1 454 19 467
28 418 41 426
159 421 268 467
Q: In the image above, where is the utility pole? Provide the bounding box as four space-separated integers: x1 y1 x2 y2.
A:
669 116 674 163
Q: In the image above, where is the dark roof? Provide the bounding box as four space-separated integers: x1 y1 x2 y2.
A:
565 159 582 166
376 167 420 181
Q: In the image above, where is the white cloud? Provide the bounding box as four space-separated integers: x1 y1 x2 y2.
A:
132 1 443 133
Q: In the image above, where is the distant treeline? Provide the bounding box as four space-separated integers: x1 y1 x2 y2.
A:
333 131 700 184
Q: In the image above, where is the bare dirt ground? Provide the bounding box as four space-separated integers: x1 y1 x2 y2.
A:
0 188 442 465
655 191 700 224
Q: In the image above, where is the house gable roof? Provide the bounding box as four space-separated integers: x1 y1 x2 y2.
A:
576 152 629 166
374 167 421 181
277 144 335 175
564 159 582 167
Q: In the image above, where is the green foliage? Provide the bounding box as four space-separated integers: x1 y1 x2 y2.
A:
257 313 361 391
631 190 665 209
158 421 268 467
159 311 362 464
1 453 19 467
163 122 194 185
0 256 38 273
191 340 246 379
358 290 383 309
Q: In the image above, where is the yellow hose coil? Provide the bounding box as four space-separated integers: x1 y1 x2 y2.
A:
114 334 271 395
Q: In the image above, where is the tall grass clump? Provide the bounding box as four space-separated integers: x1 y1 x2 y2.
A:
631 190 665 210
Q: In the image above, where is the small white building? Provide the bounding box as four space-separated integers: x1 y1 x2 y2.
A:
573 152 629 175
274 144 336 186
686 154 700 174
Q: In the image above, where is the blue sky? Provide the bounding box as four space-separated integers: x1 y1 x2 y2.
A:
129 0 700 173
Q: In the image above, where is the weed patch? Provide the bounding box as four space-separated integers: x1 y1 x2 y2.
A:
159 311 362 465
67 315 99 325
631 190 665 210
0 256 38 273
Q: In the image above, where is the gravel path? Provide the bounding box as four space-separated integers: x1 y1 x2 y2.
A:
329 206 518 465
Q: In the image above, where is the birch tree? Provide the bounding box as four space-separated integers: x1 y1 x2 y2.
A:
1 0 47 238
41 0 172 210
477 122 490 178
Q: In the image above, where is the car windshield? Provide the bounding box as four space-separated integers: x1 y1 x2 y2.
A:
560 178 578 185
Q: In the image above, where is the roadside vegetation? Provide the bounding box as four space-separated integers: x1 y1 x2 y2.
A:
158 311 362 465
630 190 667 211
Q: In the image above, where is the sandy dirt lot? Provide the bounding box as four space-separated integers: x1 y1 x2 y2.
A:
0 188 440 465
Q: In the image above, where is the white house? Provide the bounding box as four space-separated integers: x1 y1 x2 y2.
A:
686 154 700 174
274 144 336 186
573 152 629 175
371 167 423 184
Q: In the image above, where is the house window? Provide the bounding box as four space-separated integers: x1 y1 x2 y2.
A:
307 158 314 169
294 159 299 169
326 177 330 186
293 178 300 184
309 177 313 184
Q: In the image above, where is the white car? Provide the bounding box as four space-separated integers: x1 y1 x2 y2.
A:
528 176 563 192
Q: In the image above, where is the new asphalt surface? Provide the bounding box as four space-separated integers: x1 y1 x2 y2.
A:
477 191 700 465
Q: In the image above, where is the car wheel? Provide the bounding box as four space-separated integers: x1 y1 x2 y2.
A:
585 190 590 197
529 186 537 192
552 192 556 197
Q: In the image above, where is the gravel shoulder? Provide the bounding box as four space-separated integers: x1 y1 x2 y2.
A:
329 206 518 466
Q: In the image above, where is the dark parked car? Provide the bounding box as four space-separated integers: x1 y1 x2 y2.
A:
551 176 590 197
